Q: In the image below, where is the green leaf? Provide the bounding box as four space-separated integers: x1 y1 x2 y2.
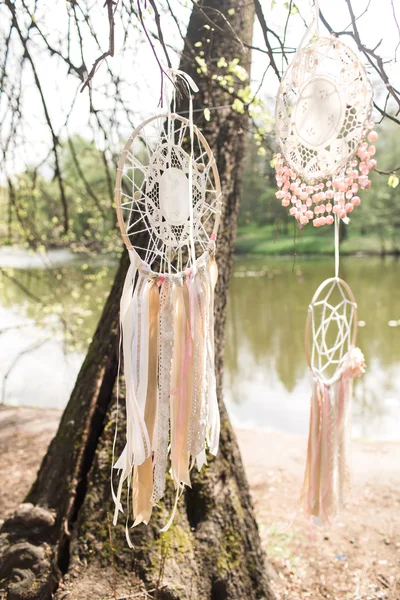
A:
195 56 207 74
388 174 399 188
232 99 245 114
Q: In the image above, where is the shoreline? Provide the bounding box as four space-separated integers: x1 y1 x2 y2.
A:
1 243 400 265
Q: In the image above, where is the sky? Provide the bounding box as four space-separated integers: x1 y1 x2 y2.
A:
1 0 399 176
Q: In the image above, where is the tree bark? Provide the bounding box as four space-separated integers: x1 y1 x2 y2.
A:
0 2 275 599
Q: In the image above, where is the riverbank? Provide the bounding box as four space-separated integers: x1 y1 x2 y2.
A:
0 405 398 599
235 224 398 256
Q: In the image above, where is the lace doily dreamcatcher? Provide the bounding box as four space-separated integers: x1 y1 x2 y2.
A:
274 4 378 227
112 70 222 542
274 5 368 525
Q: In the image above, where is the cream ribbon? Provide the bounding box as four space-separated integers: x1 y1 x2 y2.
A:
132 279 160 526
112 252 151 526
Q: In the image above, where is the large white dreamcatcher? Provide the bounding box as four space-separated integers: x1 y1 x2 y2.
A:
112 70 223 542
274 3 378 228
115 112 221 273
274 4 370 524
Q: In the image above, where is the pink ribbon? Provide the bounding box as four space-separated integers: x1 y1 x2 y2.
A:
320 384 333 525
308 382 323 514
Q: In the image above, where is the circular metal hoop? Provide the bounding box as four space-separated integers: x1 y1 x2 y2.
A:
305 277 358 385
115 113 222 275
275 36 373 182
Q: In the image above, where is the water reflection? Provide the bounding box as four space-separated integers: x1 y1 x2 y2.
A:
0 249 399 439
0 250 117 407
224 256 400 440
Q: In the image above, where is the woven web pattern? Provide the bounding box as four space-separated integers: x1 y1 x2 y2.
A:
309 278 357 385
118 115 222 274
276 37 373 182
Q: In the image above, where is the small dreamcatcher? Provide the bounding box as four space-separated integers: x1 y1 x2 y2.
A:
302 264 365 524
274 5 370 524
274 1 378 227
112 70 223 541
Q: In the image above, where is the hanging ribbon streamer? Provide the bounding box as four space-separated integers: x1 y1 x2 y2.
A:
112 69 223 540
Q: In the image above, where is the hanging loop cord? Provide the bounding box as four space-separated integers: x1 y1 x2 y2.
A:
313 0 320 37
165 68 199 275
334 213 340 279
298 0 320 50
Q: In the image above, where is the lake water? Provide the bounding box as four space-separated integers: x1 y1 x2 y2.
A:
0 248 399 440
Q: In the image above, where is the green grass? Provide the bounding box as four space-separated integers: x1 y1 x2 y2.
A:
235 223 389 256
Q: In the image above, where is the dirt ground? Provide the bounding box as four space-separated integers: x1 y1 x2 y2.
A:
237 429 400 600
0 405 399 600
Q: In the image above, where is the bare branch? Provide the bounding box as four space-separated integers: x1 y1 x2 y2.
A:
318 4 400 119
147 0 172 69
375 166 400 175
137 0 172 106
391 0 400 59
66 137 107 217
253 0 281 81
4 0 69 233
81 0 118 93
1 338 50 405
20 0 86 81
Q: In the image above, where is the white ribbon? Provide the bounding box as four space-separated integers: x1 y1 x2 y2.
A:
298 0 320 51
112 251 151 526
204 261 220 456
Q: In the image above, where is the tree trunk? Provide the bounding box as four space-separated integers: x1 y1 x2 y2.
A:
0 3 275 599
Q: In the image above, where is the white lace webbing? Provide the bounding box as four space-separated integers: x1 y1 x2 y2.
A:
152 277 173 504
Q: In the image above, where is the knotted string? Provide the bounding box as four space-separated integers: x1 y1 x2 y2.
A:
334 213 340 279
299 0 321 50
313 0 320 37
165 69 199 276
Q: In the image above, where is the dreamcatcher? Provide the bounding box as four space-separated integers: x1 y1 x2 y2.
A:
274 5 372 523
301 243 366 524
274 2 378 227
112 70 223 542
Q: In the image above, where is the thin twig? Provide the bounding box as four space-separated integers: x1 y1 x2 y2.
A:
66 136 107 217
137 0 172 106
0 323 33 336
391 0 400 58
2 338 50 404
0 268 42 304
375 165 400 175
147 0 172 69
254 0 281 81
4 0 70 233
318 3 400 118
81 0 118 92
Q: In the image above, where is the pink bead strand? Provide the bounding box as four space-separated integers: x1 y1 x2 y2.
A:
274 126 377 226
